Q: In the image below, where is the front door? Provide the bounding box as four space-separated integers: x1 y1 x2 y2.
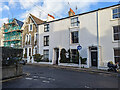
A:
55 49 59 65
91 51 98 67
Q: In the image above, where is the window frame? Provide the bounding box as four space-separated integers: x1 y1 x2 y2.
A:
71 31 79 44
113 25 120 41
114 48 120 63
71 17 79 27
44 24 49 32
112 7 120 19
29 24 33 31
29 34 31 44
43 49 49 60
44 35 49 46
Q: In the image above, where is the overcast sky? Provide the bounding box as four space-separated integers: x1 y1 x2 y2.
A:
0 0 119 27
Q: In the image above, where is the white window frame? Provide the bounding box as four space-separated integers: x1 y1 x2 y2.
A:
71 17 79 27
43 49 49 60
113 25 120 42
112 7 120 19
114 48 120 63
70 31 79 44
44 24 49 32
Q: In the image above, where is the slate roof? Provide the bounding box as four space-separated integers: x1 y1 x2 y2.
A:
15 19 24 27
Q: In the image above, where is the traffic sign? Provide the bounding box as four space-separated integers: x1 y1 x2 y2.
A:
77 45 82 50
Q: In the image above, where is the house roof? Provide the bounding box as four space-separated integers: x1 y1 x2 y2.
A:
38 3 120 25
15 19 24 27
30 14 44 24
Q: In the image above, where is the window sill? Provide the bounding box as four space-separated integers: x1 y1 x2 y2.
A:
110 18 120 21
69 26 79 29
112 40 120 43
70 43 79 45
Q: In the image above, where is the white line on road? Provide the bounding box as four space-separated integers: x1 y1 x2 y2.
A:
25 78 33 80
85 86 90 88
42 80 50 83
40 77 46 79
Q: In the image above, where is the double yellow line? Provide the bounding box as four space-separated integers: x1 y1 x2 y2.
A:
0 72 30 83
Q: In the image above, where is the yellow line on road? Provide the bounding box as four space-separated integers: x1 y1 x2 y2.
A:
1 76 22 83
0 72 30 83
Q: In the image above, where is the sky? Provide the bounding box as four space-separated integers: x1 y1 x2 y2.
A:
0 0 120 27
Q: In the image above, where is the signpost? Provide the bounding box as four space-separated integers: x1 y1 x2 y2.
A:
77 45 82 68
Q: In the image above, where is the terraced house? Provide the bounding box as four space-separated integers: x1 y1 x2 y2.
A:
37 4 120 69
2 18 23 48
22 14 44 63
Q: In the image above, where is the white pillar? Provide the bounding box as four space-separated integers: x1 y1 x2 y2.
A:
58 48 61 65
31 56 34 63
87 47 90 68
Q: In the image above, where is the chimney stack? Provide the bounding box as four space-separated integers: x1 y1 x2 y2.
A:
47 14 55 21
68 8 75 16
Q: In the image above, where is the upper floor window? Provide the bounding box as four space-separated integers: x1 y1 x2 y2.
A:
29 24 33 31
113 7 120 19
25 34 29 42
114 48 120 63
71 31 79 43
44 24 49 32
29 34 31 44
113 26 120 41
44 36 49 46
71 17 79 27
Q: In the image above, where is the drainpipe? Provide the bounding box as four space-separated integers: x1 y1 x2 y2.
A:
96 10 100 69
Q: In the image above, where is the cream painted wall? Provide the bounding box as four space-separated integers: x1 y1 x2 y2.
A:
99 6 119 66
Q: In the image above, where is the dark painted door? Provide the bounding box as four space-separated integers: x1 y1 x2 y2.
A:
56 49 59 65
91 51 98 67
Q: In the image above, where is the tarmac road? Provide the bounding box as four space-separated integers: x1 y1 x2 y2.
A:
2 64 119 88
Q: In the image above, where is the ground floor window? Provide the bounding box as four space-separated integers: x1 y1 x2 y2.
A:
29 48 31 56
43 50 49 61
71 49 79 64
114 48 120 63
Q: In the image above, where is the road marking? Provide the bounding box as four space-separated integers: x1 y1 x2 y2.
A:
42 80 50 83
25 78 32 80
33 76 38 78
85 86 90 88
48 78 55 81
1 76 22 83
40 76 46 79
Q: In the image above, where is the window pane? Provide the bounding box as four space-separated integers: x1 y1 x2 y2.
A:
71 31 78 43
114 34 119 40
43 50 49 59
113 26 118 33
44 24 49 32
113 8 118 14
44 36 49 46
118 7 120 13
113 14 118 19
30 25 32 30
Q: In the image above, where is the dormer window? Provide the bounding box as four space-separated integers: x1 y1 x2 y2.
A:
29 24 33 31
71 17 79 27
44 24 49 32
113 7 120 19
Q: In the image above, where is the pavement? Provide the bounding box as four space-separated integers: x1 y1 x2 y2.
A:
27 63 119 77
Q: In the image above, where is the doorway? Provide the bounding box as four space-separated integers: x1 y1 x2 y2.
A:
90 47 98 67
54 48 59 65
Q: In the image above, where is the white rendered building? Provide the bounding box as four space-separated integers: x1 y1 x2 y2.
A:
38 4 120 69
